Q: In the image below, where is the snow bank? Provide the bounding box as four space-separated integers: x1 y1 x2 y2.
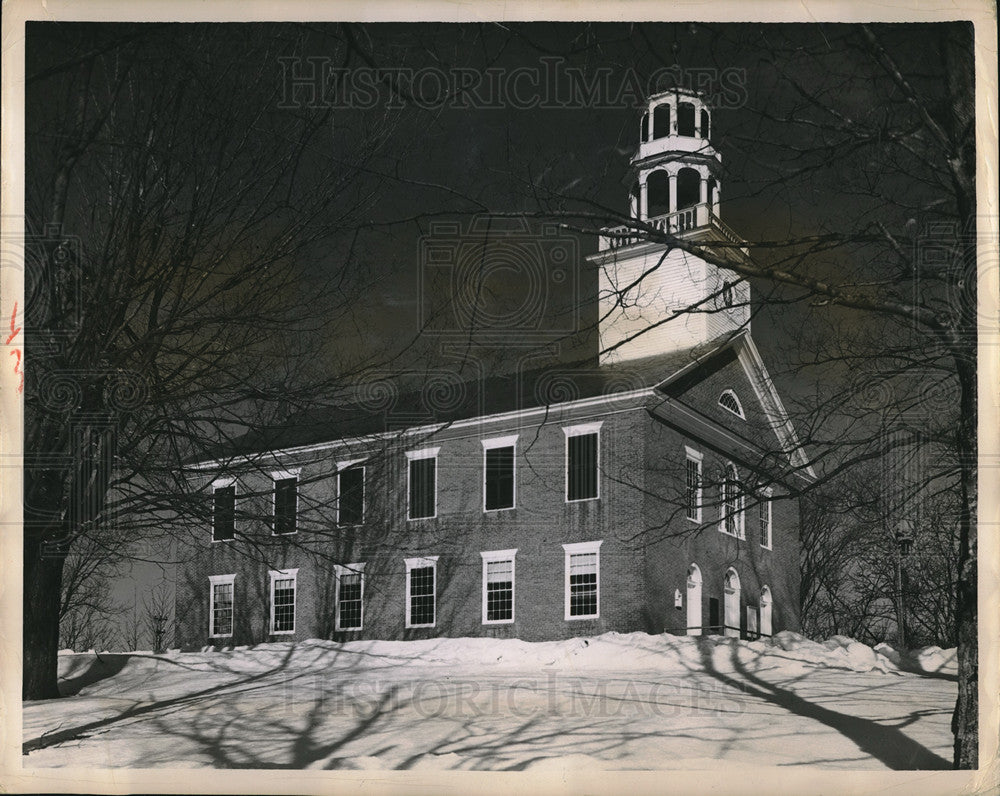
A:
53 630 933 703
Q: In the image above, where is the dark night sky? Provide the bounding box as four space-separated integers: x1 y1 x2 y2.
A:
26 21 968 405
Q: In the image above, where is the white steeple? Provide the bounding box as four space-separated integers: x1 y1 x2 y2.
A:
588 88 750 365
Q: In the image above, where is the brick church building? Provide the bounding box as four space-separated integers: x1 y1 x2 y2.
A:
175 88 813 649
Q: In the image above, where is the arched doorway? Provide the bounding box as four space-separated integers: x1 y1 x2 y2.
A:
760 586 773 637
724 568 741 638
686 564 702 635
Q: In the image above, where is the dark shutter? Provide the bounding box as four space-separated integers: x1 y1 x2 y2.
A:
409 458 436 519
338 467 365 525
567 433 598 501
273 478 297 534
213 486 235 541
485 446 514 510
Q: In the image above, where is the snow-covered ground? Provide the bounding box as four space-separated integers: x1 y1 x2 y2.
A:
22 632 957 770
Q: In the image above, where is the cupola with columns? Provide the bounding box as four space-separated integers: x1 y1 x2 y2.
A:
588 88 751 365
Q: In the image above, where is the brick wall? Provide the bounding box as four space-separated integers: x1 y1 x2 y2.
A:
641 402 802 639
175 377 803 649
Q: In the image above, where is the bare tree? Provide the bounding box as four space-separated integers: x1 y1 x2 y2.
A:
23 23 403 700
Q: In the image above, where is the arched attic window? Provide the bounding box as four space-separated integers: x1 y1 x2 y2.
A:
718 390 745 419
700 109 710 139
640 111 649 143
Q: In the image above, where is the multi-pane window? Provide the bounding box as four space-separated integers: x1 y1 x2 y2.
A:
405 556 438 628
718 390 744 418
563 541 602 619
565 423 601 502
212 483 235 542
209 574 235 638
721 464 744 539
483 437 516 511
685 447 702 521
269 569 297 634
273 476 297 535
759 491 772 548
338 466 365 526
335 564 365 631
406 448 439 520
481 549 517 624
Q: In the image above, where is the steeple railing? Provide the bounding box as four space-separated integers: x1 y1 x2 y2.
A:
598 203 748 255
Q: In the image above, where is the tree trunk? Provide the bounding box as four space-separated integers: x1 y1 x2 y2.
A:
23 544 65 700
952 356 977 768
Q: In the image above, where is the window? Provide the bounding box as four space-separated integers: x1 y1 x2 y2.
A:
684 446 703 522
652 103 670 139
481 549 517 624
718 390 744 419
677 102 696 136
406 448 439 520
721 464 745 539
722 281 734 307
338 465 365 526
564 422 602 502
269 569 298 634
405 556 438 628
563 541 602 620
483 435 517 511
209 574 235 638
272 473 298 535
335 563 365 631
759 490 772 548
212 481 236 542
700 108 710 140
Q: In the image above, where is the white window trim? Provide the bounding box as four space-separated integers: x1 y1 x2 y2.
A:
268 568 299 636
336 462 366 526
480 549 517 625
211 478 237 544
334 563 366 632
684 446 703 523
405 447 440 520
404 555 439 628
208 574 236 639
718 389 745 419
719 462 745 540
759 488 773 549
563 421 603 504
482 435 518 512
562 540 602 621
270 469 300 537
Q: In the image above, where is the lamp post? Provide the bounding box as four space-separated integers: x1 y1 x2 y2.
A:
895 520 914 649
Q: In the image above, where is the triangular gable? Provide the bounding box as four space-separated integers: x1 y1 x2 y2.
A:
651 330 815 483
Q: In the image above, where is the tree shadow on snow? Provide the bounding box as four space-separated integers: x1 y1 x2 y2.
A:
692 637 951 770
24 646 308 756
57 653 133 697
